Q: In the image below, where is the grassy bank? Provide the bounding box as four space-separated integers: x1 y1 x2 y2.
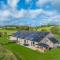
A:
0 44 17 60
5 43 60 60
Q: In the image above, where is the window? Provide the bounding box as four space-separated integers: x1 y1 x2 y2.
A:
33 42 35 46
31 41 35 46
24 40 26 44
27 40 28 43
33 42 35 45
31 42 32 46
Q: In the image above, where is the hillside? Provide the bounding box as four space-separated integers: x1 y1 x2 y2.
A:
0 44 17 60
0 25 60 60
5 43 60 60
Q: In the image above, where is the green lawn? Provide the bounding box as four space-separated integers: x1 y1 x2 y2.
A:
5 43 60 60
0 29 16 35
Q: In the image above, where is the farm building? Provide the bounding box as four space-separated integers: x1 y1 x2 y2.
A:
9 30 60 52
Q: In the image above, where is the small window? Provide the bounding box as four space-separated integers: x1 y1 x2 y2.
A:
24 40 26 44
33 42 35 45
27 40 28 43
31 41 35 46
33 42 35 46
31 42 33 46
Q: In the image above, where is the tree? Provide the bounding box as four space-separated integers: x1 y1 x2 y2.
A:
17 26 29 31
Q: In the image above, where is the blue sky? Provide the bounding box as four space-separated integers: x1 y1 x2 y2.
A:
0 0 60 26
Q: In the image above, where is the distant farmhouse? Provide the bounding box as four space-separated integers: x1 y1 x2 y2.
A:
9 30 60 52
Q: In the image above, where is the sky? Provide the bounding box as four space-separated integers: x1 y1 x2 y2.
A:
0 0 60 26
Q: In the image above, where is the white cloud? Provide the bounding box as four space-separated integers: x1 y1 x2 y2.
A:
0 8 60 21
36 0 50 7
7 0 20 9
0 0 60 25
25 0 32 3
2 10 10 17
0 10 11 20
11 9 27 18
36 0 60 7
28 9 44 18
0 9 26 20
27 9 58 19
27 9 60 25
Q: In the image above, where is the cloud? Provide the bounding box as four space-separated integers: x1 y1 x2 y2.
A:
0 0 60 26
27 9 58 19
0 8 60 21
25 0 32 4
36 0 60 8
0 9 26 20
29 9 60 25
0 9 11 20
36 0 50 7
7 0 19 9
11 9 27 18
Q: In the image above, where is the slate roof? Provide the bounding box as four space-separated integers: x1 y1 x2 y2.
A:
13 30 49 42
38 43 49 49
15 31 29 38
48 37 59 43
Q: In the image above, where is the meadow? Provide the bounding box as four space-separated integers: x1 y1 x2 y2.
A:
0 26 60 60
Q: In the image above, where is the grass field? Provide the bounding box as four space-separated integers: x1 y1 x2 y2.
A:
0 29 16 35
0 26 60 60
5 43 60 60
0 44 17 60
37 26 53 31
